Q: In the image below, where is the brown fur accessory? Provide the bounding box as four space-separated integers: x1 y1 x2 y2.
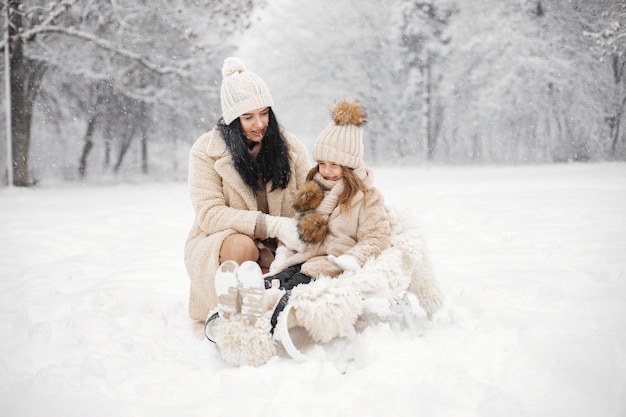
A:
298 212 328 244
292 180 329 243
293 181 324 213
332 99 366 127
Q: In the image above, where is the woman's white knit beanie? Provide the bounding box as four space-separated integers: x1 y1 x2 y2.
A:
313 99 366 171
220 57 274 125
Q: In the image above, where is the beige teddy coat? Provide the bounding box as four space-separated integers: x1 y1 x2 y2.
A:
272 175 392 279
184 127 310 321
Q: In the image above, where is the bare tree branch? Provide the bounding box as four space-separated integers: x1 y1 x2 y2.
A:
19 25 193 76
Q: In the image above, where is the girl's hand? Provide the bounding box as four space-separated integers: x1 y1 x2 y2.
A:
328 254 360 271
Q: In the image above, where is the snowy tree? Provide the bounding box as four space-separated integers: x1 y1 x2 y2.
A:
240 0 620 166
1 0 255 186
398 0 454 161
435 0 610 163
582 0 626 157
237 0 421 165
2 0 623 186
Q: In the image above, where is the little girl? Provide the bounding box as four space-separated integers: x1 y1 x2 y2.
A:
265 98 392 290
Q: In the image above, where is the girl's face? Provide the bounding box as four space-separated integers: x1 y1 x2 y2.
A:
240 107 270 143
318 161 343 181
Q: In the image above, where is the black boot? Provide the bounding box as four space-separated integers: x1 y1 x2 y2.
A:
264 264 311 290
282 272 312 290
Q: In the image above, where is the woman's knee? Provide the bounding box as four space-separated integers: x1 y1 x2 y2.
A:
219 234 259 265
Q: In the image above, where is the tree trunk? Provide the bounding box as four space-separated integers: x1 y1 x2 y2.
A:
103 127 112 168
139 101 148 174
113 123 136 173
8 0 46 186
610 96 624 156
8 0 28 186
140 125 148 174
423 50 436 160
78 118 96 177
608 54 625 157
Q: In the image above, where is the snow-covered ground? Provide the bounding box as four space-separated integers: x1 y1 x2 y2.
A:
1 163 625 417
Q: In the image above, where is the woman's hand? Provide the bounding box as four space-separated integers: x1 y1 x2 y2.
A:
265 216 306 252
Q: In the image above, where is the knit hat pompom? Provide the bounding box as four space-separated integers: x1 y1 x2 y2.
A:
293 181 324 212
220 56 274 125
332 99 366 127
221 57 246 78
298 212 328 244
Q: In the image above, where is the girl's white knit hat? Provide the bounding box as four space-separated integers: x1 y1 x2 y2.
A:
220 57 274 125
313 99 366 170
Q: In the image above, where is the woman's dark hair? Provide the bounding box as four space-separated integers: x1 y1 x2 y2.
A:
218 108 291 193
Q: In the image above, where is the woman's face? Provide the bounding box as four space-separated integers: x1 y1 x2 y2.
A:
318 161 343 181
239 107 270 143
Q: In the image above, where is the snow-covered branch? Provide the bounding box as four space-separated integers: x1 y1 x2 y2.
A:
23 1 80 34
18 25 192 77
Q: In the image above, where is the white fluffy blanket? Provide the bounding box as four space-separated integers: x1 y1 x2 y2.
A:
210 207 444 366
285 207 443 344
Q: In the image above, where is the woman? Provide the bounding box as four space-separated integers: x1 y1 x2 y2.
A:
184 57 310 322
